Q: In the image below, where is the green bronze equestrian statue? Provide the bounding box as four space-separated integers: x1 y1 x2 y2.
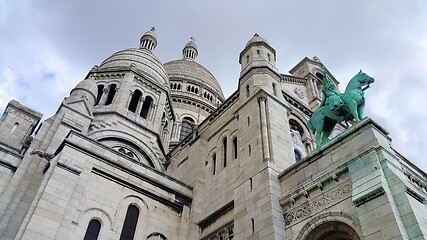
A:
307 66 374 149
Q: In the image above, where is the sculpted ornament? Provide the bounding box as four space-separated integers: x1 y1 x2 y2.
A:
307 66 374 148
294 87 304 99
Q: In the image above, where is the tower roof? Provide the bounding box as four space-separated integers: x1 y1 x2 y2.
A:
245 33 269 47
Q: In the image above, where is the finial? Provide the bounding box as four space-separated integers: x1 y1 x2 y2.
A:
151 27 155 31
190 37 195 42
254 33 259 37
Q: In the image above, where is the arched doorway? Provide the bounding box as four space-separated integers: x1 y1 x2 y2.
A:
305 221 360 240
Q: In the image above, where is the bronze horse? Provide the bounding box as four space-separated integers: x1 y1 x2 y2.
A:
307 70 374 148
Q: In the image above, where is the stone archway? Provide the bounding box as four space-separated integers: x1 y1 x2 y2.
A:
305 221 360 240
296 212 363 240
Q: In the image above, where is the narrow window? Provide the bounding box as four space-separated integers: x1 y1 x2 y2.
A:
9 123 18 134
128 90 142 113
294 150 301 162
251 218 255 234
248 145 251 156
233 137 238 159
272 83 277 96
249 177 253 191
256 49 260 58
246 85 250 98
140 96 152 119
246 55 249 64
119 205 139 240
212 154 216 175
267 53 271 62
223 137 227 168
247 117 250 126
83 219 101 240
95 85 104 105
187 85 191 92
179 117 194 141
105 84 116 105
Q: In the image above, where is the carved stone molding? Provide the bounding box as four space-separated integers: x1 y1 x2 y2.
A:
284 183 351 226
406 187 426 204
353 187 385 207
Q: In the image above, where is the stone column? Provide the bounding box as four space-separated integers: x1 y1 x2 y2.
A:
258 96 270 161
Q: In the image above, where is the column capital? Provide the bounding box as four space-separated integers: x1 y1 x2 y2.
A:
258 95 268 103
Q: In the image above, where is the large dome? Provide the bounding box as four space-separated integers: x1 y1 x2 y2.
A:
164 60 224 98
98 48 169 86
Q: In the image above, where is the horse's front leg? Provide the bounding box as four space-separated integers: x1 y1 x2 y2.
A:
357 103 365 120
347 100 360 122
315 131 322 149
322 129 333 145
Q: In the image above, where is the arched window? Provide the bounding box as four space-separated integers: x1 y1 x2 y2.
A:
105 84 117 106
9 123 18 134
147 232 167 240
246 85 250 98
294 150 301 162
256 49 260 58
83 219 101 240
223 137 227 167
119 205 139 240
128 90 142 113
179 117 194 141
246 55 249 64
95 85 104 105
272 83 277 96
140 96 152 119
233 137 238 159
268 53 271 62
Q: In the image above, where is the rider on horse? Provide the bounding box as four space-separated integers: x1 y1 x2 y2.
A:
319 66 342 112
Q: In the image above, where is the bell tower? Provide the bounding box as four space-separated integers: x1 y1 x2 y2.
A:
239 33 278 78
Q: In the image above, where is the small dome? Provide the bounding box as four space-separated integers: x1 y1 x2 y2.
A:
164 60 224 98
70 78 97 100
140 27 158 51
245 33 269 47
182 38 198 61
98 48 169 85
184 40 197 50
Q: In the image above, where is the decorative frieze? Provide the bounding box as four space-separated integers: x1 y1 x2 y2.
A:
353 187 385 207
406 187 426 204
283 183 351 225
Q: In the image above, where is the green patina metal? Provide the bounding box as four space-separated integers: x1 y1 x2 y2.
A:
307 66 374 149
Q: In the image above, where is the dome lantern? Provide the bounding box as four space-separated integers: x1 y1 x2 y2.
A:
140 27 157 52
182 37 198 61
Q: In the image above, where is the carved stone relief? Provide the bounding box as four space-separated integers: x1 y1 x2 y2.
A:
294 87 304 99
283 182 351 226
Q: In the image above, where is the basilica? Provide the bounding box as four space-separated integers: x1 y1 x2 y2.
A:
0 28 426 240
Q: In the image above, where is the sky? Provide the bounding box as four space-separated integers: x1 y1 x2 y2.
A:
0 0 426 172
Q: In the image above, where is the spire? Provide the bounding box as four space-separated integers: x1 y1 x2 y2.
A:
140 27 158 51
182 37 198 61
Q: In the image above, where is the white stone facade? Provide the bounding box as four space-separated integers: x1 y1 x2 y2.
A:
0 29 425 240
